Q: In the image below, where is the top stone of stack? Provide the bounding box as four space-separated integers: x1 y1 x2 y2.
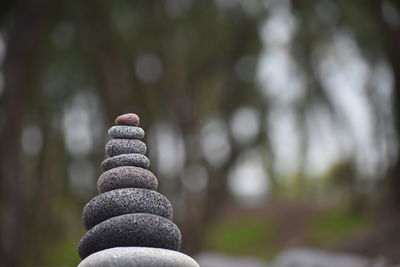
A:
115 113 140 126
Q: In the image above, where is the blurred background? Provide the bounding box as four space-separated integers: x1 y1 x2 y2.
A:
1 0 400 266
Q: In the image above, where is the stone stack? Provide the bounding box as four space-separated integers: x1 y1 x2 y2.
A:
78 114 199 267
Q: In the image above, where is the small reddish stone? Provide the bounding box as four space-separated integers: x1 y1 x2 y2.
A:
115 113 140 126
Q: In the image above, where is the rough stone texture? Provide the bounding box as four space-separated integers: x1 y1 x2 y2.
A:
78 247 200 267
78 213 181 259
105 139 147 157
108 126 145 139
195 251 266 267
115 113 140 126
101 153 150 171
77 113 200 267
83 188 173 230
97 166 158 193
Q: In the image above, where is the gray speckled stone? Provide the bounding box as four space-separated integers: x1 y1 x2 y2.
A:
105 139 147 157
78 213 181 259
101 154 150 171
97 166 158 193
108 126 145 139
78 247 200 267
83 188 173 230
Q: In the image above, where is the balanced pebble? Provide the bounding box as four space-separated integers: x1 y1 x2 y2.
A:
105 139 147 157
108 126 145 139
83 188 173 230
78 247 200 267
101 153 150 171
78 213 182 259
115 113 140 126
97 166 158 193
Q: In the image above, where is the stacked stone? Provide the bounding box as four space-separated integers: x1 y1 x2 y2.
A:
78 114 199 267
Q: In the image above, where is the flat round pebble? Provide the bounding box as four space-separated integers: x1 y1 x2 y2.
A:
78 213 182 259
82 188 173 230
105 139 147 157
101 153 150 171
78 247 200 267
108 126 145 139
115 113 140 126
98 166 158 193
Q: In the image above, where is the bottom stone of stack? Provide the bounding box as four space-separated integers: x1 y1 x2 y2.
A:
78 247 200 267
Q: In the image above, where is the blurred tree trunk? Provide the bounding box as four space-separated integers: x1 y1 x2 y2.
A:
336 1 400 262
0 1 56 266
77 0 141 122
384 12 400 217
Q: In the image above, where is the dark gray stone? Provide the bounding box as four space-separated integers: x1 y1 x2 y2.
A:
78 213 181 259
78 247 200 267
97 166 158 193
108 126 145 139
105 139 147 157
101 153 150 171
82 188 173 230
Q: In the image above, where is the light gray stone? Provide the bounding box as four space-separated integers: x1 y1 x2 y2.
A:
105 139 147 157
82 188 173 230
101 154 150 171
195 251 267 267
108 126 145 139
97 166 158 193
78 247 199 267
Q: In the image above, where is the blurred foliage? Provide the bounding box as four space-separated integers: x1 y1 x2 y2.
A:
309 209 371 248
1 0 400 266
43 239 81 267
205 206 371 261
206 216 280 260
